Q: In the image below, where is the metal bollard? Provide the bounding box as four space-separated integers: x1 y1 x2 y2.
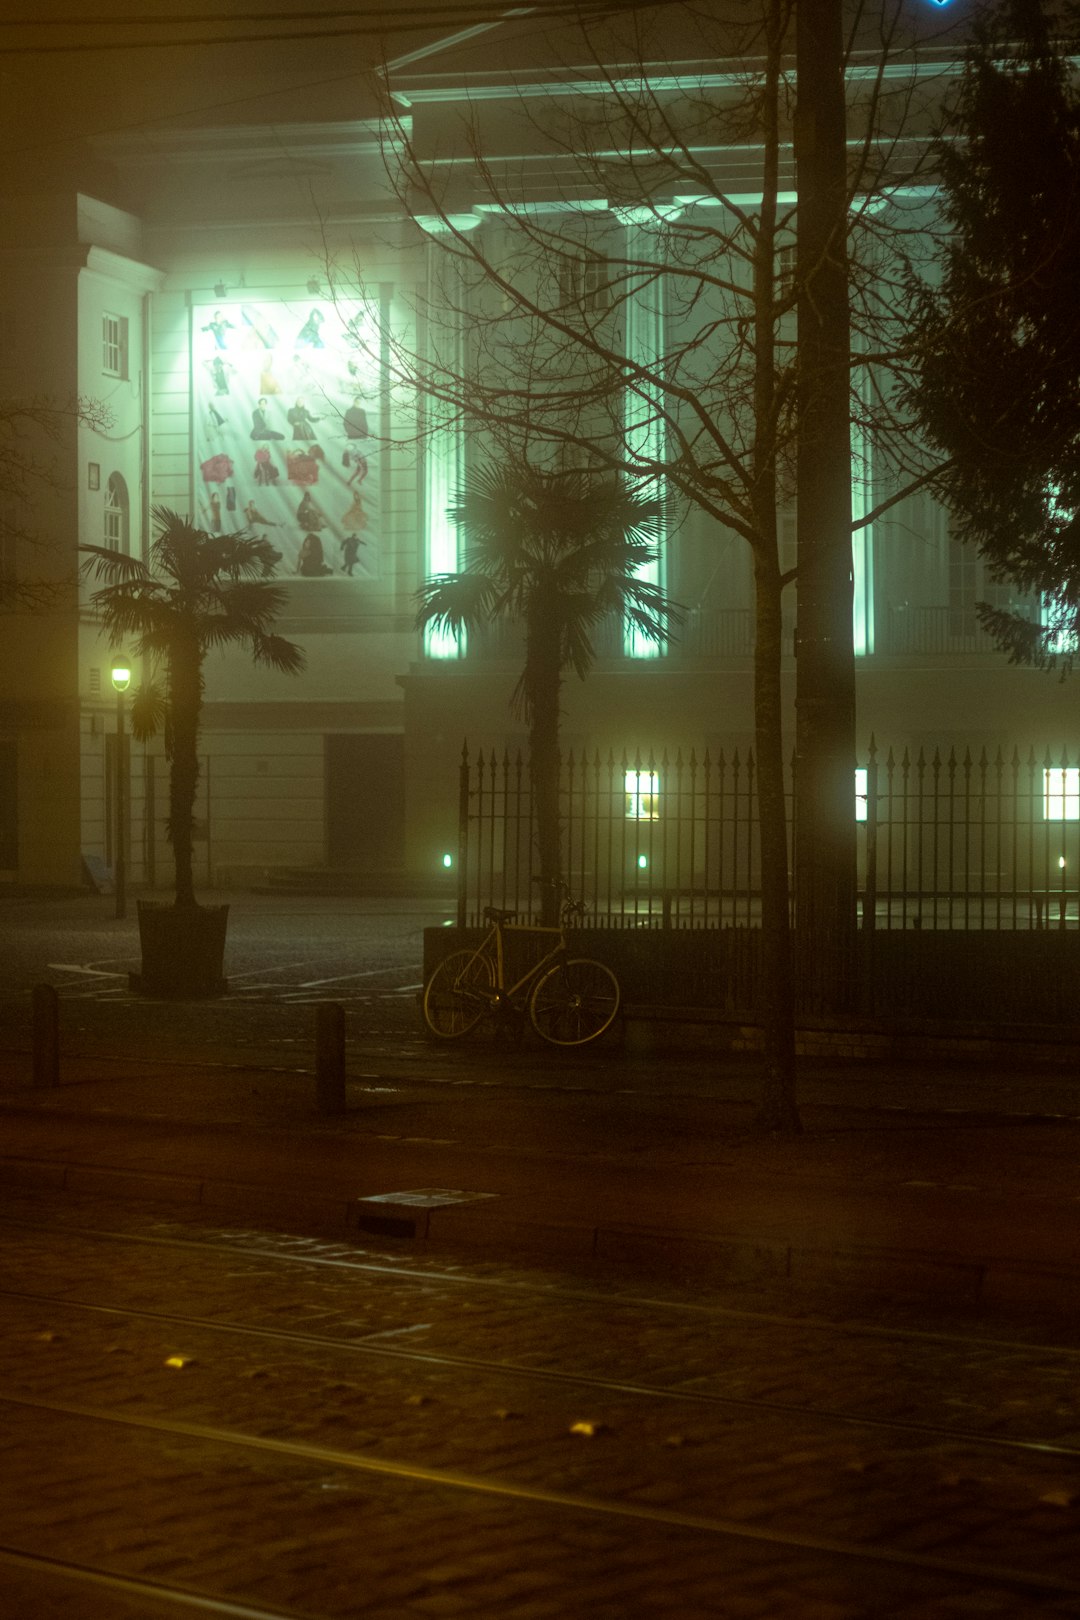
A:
315 1001 347 1114
32 984 60 1088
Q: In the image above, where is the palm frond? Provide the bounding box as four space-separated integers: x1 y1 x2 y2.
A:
250 632 308 675
79 544 153 588
414 572 502 635
128 681 168 743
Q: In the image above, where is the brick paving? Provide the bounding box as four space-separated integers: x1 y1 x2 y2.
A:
3 894 1080 1612
0 1194 1079 1615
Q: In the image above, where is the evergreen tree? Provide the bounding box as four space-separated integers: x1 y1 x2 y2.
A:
904 0 1080 667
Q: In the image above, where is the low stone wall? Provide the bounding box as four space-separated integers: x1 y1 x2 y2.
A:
423 924 1080 1042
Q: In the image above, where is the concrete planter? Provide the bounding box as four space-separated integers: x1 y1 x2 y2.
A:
133 900 229 998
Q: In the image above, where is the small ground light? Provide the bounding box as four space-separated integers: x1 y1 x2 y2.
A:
442 853 453 869
637 853 648 870
1060 856 1067 870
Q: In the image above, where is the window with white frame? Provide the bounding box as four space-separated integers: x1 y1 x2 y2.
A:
104 473 129 554
625 770 660 820
102 312 128 378
1044 767 1080 821
557 251 609 315
855 767 869 823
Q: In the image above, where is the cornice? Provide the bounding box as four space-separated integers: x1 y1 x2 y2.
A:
84 246 167 293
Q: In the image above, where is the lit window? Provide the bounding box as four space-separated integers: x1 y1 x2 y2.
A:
625 770 660 820
855 767 869 823
102 313 128 378
1044 767 1080 821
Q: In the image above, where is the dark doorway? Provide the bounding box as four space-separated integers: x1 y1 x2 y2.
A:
325 733 404 870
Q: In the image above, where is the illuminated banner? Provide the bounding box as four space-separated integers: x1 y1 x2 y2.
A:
193 297 380 581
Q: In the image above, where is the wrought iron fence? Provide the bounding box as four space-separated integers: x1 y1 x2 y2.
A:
454 740 1080 932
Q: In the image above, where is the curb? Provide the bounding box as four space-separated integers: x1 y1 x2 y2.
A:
4 1152 1078 1320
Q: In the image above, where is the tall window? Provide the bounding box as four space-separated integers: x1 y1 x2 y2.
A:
102 313 128 379
625 770 660 820
1044 767 1080 821
556 251 609 315
104 474 129 554
620 213 667 659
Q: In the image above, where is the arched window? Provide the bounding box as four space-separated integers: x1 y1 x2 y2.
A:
104 473 129 554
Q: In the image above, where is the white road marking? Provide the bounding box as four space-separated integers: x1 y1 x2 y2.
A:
48 964 125 978
298 967 417 988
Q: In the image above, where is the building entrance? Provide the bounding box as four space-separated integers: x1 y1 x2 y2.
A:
325 734 404 871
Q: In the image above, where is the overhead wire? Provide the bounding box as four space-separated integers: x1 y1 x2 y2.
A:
0 0 632 54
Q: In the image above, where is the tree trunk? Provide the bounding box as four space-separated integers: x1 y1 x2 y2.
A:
748 0 800 1136
752 555 800 1134
794 0 858 1013
168 636 203 909
527 608 563 927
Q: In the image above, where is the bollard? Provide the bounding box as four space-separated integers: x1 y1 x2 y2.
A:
315 1001 347 1114
32 984 60 1088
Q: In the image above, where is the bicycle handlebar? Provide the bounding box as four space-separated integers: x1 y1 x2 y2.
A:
529 877 586 925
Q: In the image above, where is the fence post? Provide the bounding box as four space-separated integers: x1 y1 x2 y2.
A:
32 984 59 1088
457 742 470 929
863 740 878 933
315 1001 347 1115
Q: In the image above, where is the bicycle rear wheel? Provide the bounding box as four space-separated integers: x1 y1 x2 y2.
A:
422 949 493 1038
528 957 620 1047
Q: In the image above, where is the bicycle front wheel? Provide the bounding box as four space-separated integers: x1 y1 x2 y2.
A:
528 957 620 1047
422 949 493 1039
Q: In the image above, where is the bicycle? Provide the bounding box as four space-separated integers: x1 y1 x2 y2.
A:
421 893 621 1047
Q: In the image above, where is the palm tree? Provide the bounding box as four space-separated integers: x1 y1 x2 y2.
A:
82 506 305 910
416 463 684 923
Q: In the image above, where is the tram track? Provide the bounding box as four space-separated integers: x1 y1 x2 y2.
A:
4 1204 1080 1614
5 1390 1080 1603
2 1206 1079 1360
0 1544 309 1619
5 1208 1080 1467
3 1281 1079 1464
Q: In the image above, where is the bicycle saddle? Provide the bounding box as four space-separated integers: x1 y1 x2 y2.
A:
482 906 518 923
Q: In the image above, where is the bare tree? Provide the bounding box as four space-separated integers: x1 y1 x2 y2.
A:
0 395 111 610
360 0 955 1131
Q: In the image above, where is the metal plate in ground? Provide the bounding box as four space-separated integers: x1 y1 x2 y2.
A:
359 1189 500 1208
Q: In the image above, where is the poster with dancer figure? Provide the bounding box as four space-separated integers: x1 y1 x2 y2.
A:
193 296 380 580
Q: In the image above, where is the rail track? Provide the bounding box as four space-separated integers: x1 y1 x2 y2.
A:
3 1202 1080 1616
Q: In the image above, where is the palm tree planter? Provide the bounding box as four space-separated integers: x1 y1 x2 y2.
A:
416 464 683 924
83 508 305 997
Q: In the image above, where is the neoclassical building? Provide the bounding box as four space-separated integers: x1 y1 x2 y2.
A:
1 0 1075 898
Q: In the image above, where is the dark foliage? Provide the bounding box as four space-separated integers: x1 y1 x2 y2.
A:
903 0 1080 668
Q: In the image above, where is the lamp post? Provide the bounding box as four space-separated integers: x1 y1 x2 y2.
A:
110 658 131 920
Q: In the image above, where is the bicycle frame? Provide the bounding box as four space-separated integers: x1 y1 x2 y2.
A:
469 917 568 1010
422 898 621 1046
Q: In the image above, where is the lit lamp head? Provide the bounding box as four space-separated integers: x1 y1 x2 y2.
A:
110 659 132 694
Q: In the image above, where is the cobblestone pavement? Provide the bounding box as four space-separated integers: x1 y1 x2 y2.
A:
2 1187 1080 1617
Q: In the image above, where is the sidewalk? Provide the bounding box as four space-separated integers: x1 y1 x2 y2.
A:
2 1040 1079 1319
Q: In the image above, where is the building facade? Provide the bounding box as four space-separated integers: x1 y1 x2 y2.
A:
1 0 1076 898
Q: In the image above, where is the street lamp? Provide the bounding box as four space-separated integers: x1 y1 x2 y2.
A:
110 658 131 920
